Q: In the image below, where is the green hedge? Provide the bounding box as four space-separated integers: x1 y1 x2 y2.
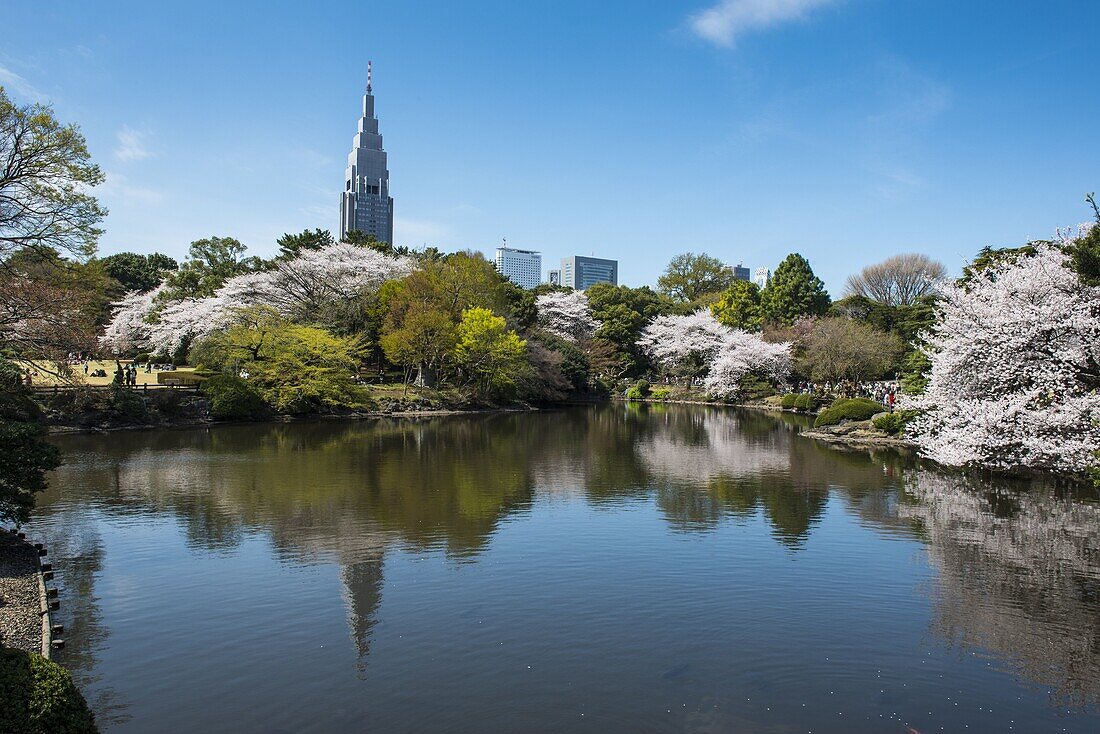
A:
0 647 97 734
155 370 209 386
780 393 819 412
650 387 671 401
814 398 886 428
625 380 651 401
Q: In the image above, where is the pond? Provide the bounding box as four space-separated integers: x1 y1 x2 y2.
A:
28 405 1100 733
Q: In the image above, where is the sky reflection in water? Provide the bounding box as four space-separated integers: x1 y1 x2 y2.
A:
28 405 1100 733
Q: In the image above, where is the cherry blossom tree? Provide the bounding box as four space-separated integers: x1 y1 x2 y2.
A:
99 285 164 354
536 290 596 342
704 332 791 399
638 310 791 395
101 244 413 357
903 240 1100 475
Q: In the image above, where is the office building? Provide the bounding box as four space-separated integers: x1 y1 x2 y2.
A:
339 62 394 245
754 267 770 289
734 263 750 281
561 255 618 290
495 247 542 290
547 269 561 286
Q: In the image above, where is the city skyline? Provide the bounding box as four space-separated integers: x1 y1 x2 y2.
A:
3 1 1098 296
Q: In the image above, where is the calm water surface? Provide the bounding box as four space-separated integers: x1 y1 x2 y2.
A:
27 406 1100 733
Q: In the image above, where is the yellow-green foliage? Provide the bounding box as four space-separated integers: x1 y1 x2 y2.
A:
872 409 918 436
0 647 97 734
192 307 367 413
453 307 528 397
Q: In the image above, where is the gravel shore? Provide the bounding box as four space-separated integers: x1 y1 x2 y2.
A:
0 531 43 654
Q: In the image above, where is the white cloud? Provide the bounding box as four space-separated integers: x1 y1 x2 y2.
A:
688 0 840 47
0 64 46 101
114 125 153 162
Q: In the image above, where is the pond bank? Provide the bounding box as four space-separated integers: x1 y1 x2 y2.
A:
616 396 918 451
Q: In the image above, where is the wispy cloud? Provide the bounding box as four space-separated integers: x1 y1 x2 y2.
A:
688 0 840 47
0 64 46 101
114 125 153 162
100 172 164 205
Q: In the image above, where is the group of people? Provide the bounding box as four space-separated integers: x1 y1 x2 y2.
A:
792 380 900 409
114 361 141 387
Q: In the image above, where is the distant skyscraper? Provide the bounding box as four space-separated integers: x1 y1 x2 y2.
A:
561 256 618 290
495 246 542 290
734 263 751 281
754 267 770 289
339 62 394 245
548 269 561 286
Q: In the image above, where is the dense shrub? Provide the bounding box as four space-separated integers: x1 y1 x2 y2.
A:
0 647 97 733
202 375 269 420
625 380 651 400
793 394 814 411
107 385 150 421
814 398 886 428
872 409 919 436
650 387 671 401
780 393 798 409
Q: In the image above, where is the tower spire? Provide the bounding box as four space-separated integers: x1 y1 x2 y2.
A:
367 60 373 94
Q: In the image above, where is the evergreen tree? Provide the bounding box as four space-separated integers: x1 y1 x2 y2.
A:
760 253 830 326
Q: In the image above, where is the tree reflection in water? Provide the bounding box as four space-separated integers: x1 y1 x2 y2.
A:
31 405 1100 722
899 470 1100 708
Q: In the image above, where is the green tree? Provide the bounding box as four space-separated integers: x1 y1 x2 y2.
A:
0 86 106 262
0 357 61 524
760 253 831 326
1064 193 1100 286
191 307 366 413
101 251 178 292
453 307 528 397
344 229 392 254
276 228 335 260
657 252 736 303
164 236 262 298
585 283 676 378
380 303 457 393
711 280 762 331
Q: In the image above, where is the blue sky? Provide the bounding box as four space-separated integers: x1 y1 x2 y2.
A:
3 0 1098 294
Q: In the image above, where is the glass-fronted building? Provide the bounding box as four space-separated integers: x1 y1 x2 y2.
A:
561 256 618 290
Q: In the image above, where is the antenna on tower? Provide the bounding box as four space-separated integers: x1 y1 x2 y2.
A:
367 60 373 93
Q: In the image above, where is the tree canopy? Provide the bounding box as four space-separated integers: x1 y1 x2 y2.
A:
711 280 763 332
844 253 946 306
657 252 737 303
0 86 106 261
760 253 831 326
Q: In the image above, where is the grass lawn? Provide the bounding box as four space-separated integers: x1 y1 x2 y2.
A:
15 360 195 387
